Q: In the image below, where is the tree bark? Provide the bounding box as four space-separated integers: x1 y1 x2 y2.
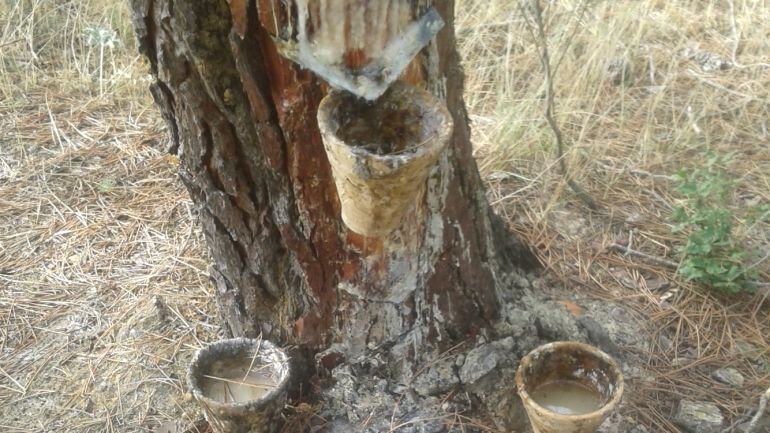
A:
129 0 536 373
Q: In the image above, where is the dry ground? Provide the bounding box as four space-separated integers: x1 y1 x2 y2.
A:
1 0 768 432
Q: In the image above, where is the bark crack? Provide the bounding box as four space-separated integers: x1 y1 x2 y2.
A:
144 0 159 75
199 120 225 191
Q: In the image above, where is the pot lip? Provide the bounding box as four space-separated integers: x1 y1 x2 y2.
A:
317 82 454 163
187 337 290 413
514 341 625 421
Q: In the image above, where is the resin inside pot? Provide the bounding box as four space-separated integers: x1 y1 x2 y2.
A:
188 339 290 433
516 341 623 415
517 343 619 410
200 357 279 404
515 342 624 433
332 84 440 155
529 380 602 415
189 338 289 407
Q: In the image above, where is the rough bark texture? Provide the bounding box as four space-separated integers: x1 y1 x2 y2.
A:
129 0 536 376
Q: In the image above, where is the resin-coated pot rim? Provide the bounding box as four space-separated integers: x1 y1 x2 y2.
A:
317 81 454 166
514 341 624 422
187 337 290 414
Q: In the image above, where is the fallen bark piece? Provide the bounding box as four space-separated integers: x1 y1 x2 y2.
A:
674 400 724 433
578 315 621 358
412 358 459 396
458 337 515 385
741 386 770 433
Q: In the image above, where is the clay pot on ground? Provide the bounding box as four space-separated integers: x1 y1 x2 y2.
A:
515 341 624 433
187 338 290 433
317 81 453 237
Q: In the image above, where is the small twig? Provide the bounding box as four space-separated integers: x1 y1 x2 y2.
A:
687 69 753 99
223 381 228 403
202 374 277 390
643 189 674 211
726 0 741 66
751 387 770 421
594 159 677 182
550 1 594 76
725 0 770 69
647 48 656 85
610 242 768 292
742 249 770 275
0 38 23 49
242 334 263 382
520 0 598 210
607 243 679 269
0 364 26 393
732 386 770 433
754 286 770 315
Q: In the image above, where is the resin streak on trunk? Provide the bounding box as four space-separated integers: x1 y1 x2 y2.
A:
129 0 536 371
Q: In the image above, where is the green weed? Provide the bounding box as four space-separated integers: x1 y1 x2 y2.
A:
673 152 767 295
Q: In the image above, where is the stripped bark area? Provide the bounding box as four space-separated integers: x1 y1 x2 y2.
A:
129 0 536 379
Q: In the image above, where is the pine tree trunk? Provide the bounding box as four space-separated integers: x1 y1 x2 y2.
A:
129 0 536 374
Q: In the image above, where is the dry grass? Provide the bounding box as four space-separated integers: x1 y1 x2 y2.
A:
457 0 769 430
1 1 218 431
1 0 768 432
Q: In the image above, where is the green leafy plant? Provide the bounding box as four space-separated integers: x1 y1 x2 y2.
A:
672 152 765 294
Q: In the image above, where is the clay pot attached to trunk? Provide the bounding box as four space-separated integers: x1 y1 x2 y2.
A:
515 341 624 433
317 81 453 237
187 338 290 433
